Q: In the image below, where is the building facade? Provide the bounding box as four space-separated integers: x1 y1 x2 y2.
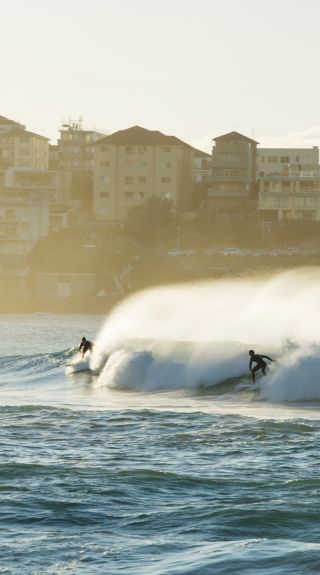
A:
57 121 105 209
209 131 258 210
0 128 49 170
0 115 25 134
192 149 211 184
93 126 193 222
259 172 320 222
257 147 319 177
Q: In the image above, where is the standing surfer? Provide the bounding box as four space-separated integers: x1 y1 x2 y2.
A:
249 350 274 383
79 337 94 358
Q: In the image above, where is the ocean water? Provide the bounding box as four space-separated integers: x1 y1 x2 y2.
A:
2 270 320 574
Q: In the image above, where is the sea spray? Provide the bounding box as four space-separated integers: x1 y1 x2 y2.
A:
90 269 320 399
260 343 320 402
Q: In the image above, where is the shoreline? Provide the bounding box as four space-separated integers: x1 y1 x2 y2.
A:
3 255 320 315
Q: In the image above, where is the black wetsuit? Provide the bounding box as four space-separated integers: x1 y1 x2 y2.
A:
79 339 93 357
249 354 273 382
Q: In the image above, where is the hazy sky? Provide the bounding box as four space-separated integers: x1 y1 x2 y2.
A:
2 0 320 151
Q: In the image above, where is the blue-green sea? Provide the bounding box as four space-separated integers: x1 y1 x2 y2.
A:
2 272 320 574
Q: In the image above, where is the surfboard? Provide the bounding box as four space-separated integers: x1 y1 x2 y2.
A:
237 382 261 391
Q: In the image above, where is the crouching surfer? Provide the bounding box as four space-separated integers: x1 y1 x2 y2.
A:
79 337 94 359
249 349 274 383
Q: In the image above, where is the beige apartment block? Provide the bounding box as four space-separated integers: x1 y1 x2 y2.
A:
0 114 25 134
0 128 49 170
93 126 193 222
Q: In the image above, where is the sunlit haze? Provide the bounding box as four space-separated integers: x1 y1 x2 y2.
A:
2 0 320 149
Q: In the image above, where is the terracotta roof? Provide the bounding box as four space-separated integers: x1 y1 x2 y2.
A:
0 115 23 126
95 125 192 147
0 128 49 140
213 131 259 144
95 125 210 156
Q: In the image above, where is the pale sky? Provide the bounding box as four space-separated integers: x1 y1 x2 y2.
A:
2 0 320 151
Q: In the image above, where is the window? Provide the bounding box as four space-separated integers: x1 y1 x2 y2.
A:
136 192 145 200
6 209 15 219
138 176 146 184
4 225 18 238
161 176 171 183
300 181 315 191
100 161 110 167
19 148 30 156
280 156 290 163
295 155 300 162
125 146 135 154
268 157 277 163
125 176 134 184
100 175 110 184
138 146 147 154
161 161 171 169
100 191 109 197
305 197 318 208
19 136 30 143
293 197 304 208
162 146 172 153
125 191 134 198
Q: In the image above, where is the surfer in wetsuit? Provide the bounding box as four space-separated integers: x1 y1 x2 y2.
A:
79 337 93 358
249 350 273 383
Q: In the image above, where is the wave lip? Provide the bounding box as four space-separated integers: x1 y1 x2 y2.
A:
96 341 249 392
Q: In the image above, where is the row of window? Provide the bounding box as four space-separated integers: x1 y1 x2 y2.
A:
259 156 315 164
99 191 145 200
212 169 245 177
263 181 319 191
100 176 171 185
261 195 319 208
100 145 172 154
99 160 172 169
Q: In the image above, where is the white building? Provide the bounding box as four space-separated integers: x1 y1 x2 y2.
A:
259 172 320 222
192 149 211 184
0 189 50 256
257 147 319 177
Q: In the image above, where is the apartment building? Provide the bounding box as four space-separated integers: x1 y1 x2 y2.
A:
57 121 105 209
257 147 319 176
0 115 25 134
192 149 211 184
209 131 258 210
0 189 50 254
259 172 320 222
93 125 193 222
0 128 49 170
0 187 51 295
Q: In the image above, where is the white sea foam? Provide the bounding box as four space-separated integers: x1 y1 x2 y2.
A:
260 344 320 402
91 268 320 400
